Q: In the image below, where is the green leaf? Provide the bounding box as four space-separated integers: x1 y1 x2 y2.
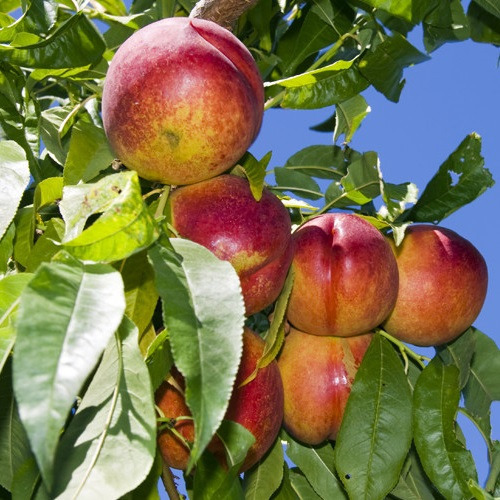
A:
0 358 34 492
0 272 33 372
423 0 470 52
13 252 126 488
52 317 157 499
145 328 173 391
362 0 436 22
148 239 245 470
25 217 65 272
288 469 323 499
243 437 284 500
406 133 495 223
0 140 30 240
358 33 429 102
379 180 418 223
121 250 158 337
274 167 323 200
271 60 370 109
63 117 114 185
40 106 72 166
284 144 349 179
463 328 500 443
473 0 500 18
238 151 271 202
468 1 500 44
60 171 159 262
33 177 63 216
334 334 412 499
334 95 371 144
12 205 34 268
436 327 476 389
0 221 15 274
389 447 440 500
276 2 355 76
272 463 299 499
0 12 105 69
413 357 478 498
242 268 294 386
286 437 347 499
339 151 381 205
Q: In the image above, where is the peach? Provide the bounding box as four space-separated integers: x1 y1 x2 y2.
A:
383 224 488 346
102 17 264 186
278 327 372 444
167 175 293 315
156 328 284 471
286 213 399 337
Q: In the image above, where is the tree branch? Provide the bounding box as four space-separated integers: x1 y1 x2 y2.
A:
189 0 260 30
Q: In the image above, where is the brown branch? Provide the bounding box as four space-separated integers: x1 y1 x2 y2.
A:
189 0 260 30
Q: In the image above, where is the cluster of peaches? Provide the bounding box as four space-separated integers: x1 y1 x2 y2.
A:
102 16 488 473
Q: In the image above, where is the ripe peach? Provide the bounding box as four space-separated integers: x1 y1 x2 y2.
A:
102 17 264 186
167 175 293 315
383 224 488 346
286 213 399 337
156 328 284 471
278 327 372 444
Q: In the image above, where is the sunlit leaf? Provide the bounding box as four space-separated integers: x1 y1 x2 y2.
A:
60 171 159 262
274 167 323 200
0 12 105 69
25 217 65 272
0 140 30 240
335 334 412 499
0 274 33 375
52 317 157 499
406 133 494 223
13 252 126 487
148 239 245 470
334 95 371 144
413 357 478 498
0 221 15 274
238 151 271 201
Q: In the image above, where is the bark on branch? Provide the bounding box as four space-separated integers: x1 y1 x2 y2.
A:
189 0 260 30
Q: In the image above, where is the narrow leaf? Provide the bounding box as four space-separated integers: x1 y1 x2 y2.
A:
274 167 323 200
335 334 413 499
148 239 245 469
406 133 494 223
52 317 157 499
13 252 126 487
0 140 30 240
242 268 294 386
413 357 478 498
